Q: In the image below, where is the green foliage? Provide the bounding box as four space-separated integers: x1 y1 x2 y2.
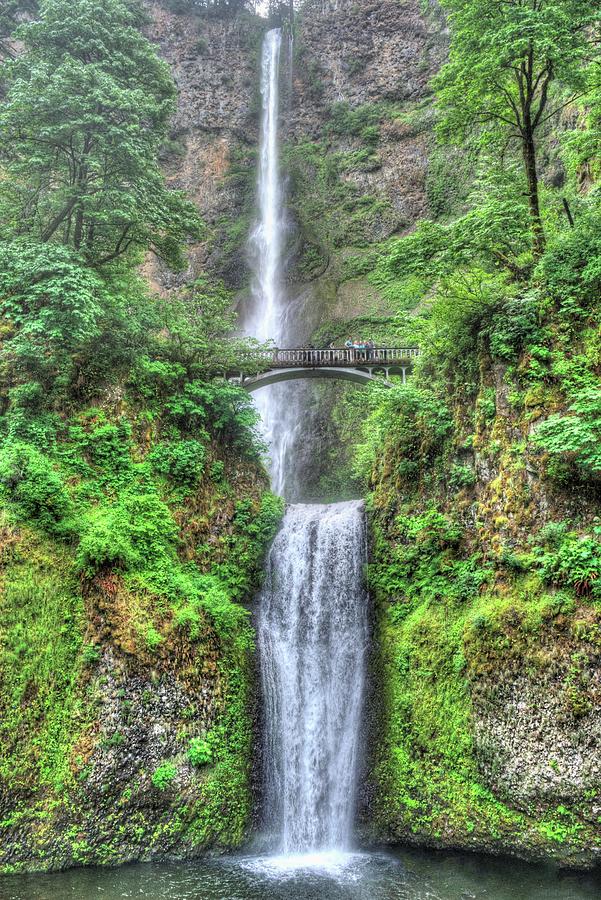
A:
0 241 106 388
373 561 522 846
434 0 600 252
327 101 383 143
533 530 601 599
76 491 178 576
188 736 213 767
449 463 476 489
0 0 201 266
488 293 542 361
435 0 597 143
0 533 85 793
212 493 284 601
163 381 263 460
151 279 259 377
152 762 177 790
65 412 134 484
148 440 207 490
283 139 396 255
354 383 453 487
369 505 490 610
536 209 601 320
0 442 73 535
158 0 255 16
534 387 601 480
372 162 532 300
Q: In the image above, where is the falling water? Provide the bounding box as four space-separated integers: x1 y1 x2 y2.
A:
248 28 284 347
247 31 370 860
246 28 295 496
258 502 369 854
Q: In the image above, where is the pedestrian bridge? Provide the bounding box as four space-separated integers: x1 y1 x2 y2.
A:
229 348 420 393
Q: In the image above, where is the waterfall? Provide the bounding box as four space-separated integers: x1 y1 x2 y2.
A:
246 31 370 861
248 28 284 348
246 28 294 497
258 502 369 854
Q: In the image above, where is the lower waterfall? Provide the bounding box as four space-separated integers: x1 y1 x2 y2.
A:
257 501 369 855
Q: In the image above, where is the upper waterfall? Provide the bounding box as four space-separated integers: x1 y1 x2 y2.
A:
248 28 285 346
245 28 297 496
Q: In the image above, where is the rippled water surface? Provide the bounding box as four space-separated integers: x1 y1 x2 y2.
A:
1 848 600 900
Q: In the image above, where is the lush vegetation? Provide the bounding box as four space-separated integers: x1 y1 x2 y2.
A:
308 0 601 863
276 0 601 862
1 0 600 873
0 0 282 872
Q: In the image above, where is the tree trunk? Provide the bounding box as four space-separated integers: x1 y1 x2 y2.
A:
522 128 545 259
73 204 84 250
40 197 77 242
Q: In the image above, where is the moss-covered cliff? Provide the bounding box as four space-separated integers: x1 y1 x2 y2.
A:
0 388 282 873
349 157 601 868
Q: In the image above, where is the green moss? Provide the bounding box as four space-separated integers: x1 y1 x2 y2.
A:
0 524 85 794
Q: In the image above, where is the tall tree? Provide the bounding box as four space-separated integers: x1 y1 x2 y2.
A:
434 0 600 258
0 0 200 267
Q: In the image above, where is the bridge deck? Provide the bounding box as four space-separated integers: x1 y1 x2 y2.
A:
238 347 420 370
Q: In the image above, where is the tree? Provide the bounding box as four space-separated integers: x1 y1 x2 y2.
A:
159 0 256 15
0 0 200 267
434 0 600 258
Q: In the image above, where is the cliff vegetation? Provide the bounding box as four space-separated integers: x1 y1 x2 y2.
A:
0 0 282 872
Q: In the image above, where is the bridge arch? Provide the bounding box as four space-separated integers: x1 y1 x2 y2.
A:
240 366 396 393
225 347 419 393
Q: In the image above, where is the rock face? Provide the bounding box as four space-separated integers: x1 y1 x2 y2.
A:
293 0 442 113
143 0 447 295
144 2 264 286
288 0 446 236
473 655 601 812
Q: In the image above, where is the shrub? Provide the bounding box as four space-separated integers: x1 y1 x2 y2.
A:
537 535 601 599
533 386 601 479
0 442 73 534
353 383 452 485
188 737 213 767
76 491 178 576
449 464 476 489
537 214 601 319
69 415 133 474
489 293 542 361
148 439 207 489
145 625 162 650
151 762 177 790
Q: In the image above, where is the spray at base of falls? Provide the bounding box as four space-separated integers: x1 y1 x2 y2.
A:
258 502 369 854
246 30 370 858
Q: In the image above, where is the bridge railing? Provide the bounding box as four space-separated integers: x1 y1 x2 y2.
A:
237 347 420 369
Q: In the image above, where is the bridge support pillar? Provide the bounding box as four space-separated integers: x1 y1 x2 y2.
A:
402 368 407 385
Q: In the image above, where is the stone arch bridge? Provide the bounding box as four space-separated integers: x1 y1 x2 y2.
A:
228 348 420 393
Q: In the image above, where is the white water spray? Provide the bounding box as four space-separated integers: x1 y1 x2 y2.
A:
258 502 369 854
